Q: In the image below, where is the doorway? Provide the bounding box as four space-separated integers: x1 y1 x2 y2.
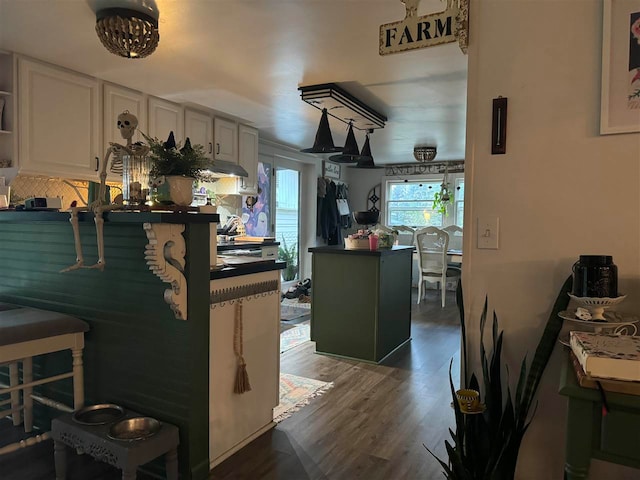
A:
273 162 301 284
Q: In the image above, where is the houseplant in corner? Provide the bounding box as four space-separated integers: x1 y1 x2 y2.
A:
143 131 209 206
278 237 298 282
425 276 572 479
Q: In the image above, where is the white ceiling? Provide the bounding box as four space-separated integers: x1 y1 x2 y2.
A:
0 0 468 165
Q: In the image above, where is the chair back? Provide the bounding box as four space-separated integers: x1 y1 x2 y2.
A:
442 225 463 252
415 227 449 275
395 225 415 246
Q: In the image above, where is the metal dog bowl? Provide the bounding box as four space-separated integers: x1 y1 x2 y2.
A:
72 404 126 425
108 417 161 441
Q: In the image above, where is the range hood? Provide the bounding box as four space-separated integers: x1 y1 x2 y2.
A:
202 160 248 178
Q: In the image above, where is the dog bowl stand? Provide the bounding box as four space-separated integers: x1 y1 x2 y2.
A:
51 409 179 480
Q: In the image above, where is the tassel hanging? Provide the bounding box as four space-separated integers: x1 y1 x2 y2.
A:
233 299 251 394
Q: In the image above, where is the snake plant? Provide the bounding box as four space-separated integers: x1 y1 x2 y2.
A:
426 276 572 479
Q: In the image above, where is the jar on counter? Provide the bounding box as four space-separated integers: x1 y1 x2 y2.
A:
572 255 618 298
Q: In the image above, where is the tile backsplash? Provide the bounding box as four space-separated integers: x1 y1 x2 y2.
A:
9 174 118 208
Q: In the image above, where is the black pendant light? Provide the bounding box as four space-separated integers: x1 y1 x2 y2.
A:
301 108 343 154
329 123 369 164
350 132 384 169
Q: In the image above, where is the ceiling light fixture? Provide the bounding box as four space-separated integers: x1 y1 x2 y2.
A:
96 8 160 59
413 146 437 162
299 83 387 130
300 108 343 154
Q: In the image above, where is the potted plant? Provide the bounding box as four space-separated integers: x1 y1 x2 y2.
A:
142 131 209 206
425 276 572 479
432 182 453 215
278 237 298 282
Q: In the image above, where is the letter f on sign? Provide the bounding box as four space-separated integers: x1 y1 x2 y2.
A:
385 28 397 47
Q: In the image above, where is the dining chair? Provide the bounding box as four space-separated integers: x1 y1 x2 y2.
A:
395 225 416 246
442 225 463 271
414 227 461 307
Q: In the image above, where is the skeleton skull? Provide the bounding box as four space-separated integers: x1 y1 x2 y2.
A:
117 111 138 141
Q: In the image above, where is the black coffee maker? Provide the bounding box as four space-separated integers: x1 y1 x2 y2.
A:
572 255 618 298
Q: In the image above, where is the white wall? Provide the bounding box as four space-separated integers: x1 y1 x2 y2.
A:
464 1 640 478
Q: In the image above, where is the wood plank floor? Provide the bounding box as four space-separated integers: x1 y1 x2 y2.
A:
0 289 459 480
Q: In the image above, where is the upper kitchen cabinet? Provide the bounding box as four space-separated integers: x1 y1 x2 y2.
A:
237 124 258 195
0 51 17 179
213 117 237 163
148 96 183 143
185 108 213 160
103 83 146 150
18 58 101 180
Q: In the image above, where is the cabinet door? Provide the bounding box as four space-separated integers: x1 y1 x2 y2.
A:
148 96 184 143
237 124 258 195
185 108 213 160
18 58 100 179
213 117 237 163
103 83 146 179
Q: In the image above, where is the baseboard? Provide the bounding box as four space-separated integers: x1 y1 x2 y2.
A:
209 421 276 469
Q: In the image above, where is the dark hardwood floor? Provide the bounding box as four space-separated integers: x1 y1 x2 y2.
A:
0 289 460 480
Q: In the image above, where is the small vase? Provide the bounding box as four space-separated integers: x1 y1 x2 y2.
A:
165 175 195 206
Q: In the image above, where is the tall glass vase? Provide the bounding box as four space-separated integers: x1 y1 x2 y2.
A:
122 154 151 206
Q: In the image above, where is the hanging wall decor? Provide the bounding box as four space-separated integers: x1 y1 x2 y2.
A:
491 97 508 155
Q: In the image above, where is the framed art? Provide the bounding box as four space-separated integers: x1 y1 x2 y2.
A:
323 160 341 179
601 0 640 134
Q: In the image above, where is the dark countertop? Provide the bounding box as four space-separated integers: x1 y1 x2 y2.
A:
210 261 286 280
0 210 220 224
217 240 279 252
308 245 414 256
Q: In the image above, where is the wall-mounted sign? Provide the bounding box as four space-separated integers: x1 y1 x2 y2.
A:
323 160 341 179
380 0 468 56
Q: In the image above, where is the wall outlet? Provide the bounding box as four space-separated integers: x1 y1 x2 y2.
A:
477 216 499 249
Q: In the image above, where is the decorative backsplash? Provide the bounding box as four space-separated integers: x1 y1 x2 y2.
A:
9 174 119 208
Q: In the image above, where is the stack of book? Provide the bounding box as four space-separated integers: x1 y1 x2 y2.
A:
569 331 640 395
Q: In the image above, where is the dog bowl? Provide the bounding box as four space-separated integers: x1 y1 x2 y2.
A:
108 417 161 441
72 404 126 425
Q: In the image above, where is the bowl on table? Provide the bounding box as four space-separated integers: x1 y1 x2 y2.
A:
352 210 379 226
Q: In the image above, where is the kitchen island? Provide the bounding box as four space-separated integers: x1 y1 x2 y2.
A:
0 210 284 480
308 245 413 363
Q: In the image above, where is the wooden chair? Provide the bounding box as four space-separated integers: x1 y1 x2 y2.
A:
414 227 460 307
442 225 463 270
0 304 88 455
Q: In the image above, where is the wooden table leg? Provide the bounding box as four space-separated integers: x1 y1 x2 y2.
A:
8 362 21 426
54 440 67 480
165 447 179 480
22 356 33 433
564 397 594 479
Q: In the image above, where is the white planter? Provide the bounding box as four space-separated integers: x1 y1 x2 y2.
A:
166 175 195 206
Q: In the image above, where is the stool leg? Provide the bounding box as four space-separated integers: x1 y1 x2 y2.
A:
9 362 21 426
23 357 33 433
122 470 137 480
71 347 84 410
54 440 67 480
165 448 179 480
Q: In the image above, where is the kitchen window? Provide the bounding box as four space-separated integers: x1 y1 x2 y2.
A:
384 174 464 228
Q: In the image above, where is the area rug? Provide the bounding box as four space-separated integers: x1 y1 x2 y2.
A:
280 298 311 322
280 321 311 353
274 373 334 423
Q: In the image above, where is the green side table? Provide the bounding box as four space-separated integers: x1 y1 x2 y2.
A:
559 355 640 479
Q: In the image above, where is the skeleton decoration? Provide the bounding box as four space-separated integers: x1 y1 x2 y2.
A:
61 111 149 272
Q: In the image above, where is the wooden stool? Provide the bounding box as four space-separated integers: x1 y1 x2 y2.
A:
0 303 88 454
52 410 179 480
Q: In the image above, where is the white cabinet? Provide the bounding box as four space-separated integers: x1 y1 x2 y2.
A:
213 117 237 163
185 108 213 160
18 58 101 180
103 83 146 180
0 51 17 180
148 96 183 143
209 270 280 468
237 124 258 195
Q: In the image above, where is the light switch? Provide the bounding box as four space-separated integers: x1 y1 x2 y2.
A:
477 216 499 249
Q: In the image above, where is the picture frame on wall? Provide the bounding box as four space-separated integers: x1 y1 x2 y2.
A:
323 160 341 179
601 0 640 134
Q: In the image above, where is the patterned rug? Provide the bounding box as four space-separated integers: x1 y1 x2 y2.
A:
280 299 311 321
280 321 310 353
274 373 334 423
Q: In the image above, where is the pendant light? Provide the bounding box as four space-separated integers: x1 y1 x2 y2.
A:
350 131 384 169
96 8 160 59
301 108 343 154
328 123 369 164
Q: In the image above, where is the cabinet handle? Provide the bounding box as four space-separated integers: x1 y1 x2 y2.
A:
95 156 99 172
216 143 220 155
209 142 213 154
